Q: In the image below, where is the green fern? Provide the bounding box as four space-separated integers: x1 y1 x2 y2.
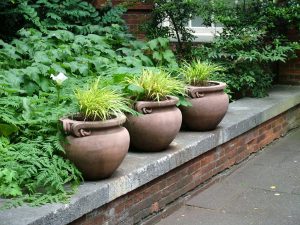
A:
0 95 82 208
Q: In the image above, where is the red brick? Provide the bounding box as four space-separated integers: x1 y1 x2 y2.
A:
71 217 86 225
215 155 226 167
201 162 216 175
187 160 201 174
151 202 160 213
226 148 237 159
83 215 105 225
200 152 216 166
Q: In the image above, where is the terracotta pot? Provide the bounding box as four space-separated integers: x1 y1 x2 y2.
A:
60 115 129 180
125 96 182 152
180 81 229 131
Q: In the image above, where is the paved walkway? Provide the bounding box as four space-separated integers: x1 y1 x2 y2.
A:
156 128 300 225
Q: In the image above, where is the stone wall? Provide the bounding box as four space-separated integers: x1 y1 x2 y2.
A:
71 105 300 225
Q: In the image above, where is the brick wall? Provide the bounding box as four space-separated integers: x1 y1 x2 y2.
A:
277 26 300 84
278 50 300 85
71 105 300 225
92 0 152 39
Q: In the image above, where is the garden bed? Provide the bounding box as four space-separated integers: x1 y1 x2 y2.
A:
1 85 300 225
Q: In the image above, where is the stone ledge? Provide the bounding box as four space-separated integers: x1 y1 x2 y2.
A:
1 85 300 225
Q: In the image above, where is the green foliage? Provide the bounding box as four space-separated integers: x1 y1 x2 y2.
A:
0 168 22 198
147 37 178 69
0 0 41 41
192 0 299 98
142 0 199 55
75 79 133 121
0 0 179 208
181 60 224 86
125 69 186 101
0 0 126 40
0 28 177 97
0 95 82 208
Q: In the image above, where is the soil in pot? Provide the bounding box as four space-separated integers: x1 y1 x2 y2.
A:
125 96 182 152
61 115 129 180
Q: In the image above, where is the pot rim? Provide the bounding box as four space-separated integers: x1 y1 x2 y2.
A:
60 114 126 137
187 81 226 98
134 96 179 114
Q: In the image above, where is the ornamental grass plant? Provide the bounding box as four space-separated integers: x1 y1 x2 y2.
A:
181 60 224 86
75 79 134 121
125 69 186 102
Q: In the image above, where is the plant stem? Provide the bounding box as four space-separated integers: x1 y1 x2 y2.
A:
168 12 183 54
57 85 61 106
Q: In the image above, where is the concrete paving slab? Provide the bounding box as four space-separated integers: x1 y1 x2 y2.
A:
224 188 300 216
157 205 300 225
157 129 300 225
226 130 300 194
225 157 300 193
186 180 249 210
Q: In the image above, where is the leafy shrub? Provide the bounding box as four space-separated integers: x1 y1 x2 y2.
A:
0 27 178 96
142 0 199 55
192 0 299 98
0 0 124 40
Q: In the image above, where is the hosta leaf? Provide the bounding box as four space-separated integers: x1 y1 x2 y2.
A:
157 37 168 48
87 34 105 44
78 64 89 76
48 30 75 42
23 81 39 95
162 50 175 62
24 66 41 83
153 52 163 61
148 39 158 51
4 70 23 89
34 52 52 65
127 84 144 94
136 54 153 66
51 64 66 74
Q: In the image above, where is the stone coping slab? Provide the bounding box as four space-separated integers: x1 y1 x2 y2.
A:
1 85 300 225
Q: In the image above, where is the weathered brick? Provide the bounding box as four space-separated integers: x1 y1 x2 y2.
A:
150 202 160 213
83 215 106 225
71 216 86 225
133 207 150 223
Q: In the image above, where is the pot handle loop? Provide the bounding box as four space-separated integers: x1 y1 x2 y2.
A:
61 118 73 134
78 128 92 137
142 108 153 114
188 89 205 99
195 92 205 98
60 118 92 137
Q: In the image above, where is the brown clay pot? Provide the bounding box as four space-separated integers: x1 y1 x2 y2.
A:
125 96 182 152
180 81 229 131
60 115 129 180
